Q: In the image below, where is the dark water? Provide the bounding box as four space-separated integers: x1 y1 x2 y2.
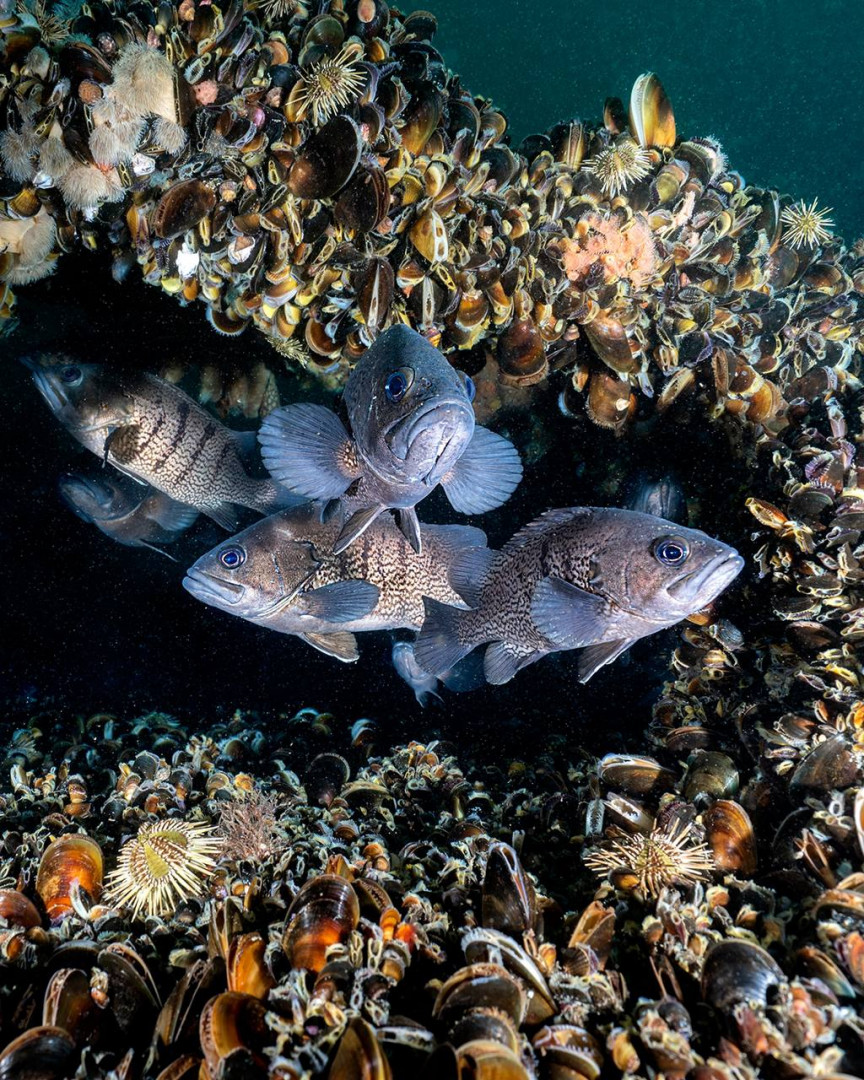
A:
0 0 842 744
434 0 864 242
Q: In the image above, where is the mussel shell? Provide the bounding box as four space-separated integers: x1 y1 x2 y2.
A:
334 165 390 233
199 992 269 1075
42 968 98 1044
533 1024 603 1080
629 72 676 148
36 835 103 920
226 933 274 999
598 754 676 796
153 180 216 241
0 1027 76 1080
702 799 756 875
288 115 362 200
398 82 443 156
356 257 394 333
481 841 537 937
305 752 351 805
683 751 739 802
329 1016 392 1079
702 940 785 1012
0 889 41 929
791 734 862 792
433 963 525 1026
496 318 547 386
282 874 359 972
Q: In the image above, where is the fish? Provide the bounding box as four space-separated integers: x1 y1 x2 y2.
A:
182 500 487 663
258 323 522 554
391 639 486 707
58 472 198 557
625 470 687 524
28 355 294 530
415 506 744 686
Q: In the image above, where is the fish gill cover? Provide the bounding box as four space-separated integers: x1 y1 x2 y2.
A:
1 0 864 1077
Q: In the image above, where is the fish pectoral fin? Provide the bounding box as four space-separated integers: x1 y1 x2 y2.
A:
440 426 523 515
203 502 240 531
333 504 385 554
231 429 260 469
484 641 543 685
577 638 636 683
148 497 199 535
300 631 359 662
258 403 359 500
103 424 143 466
530 575 611 649
295 580 380 623
396 507 422 553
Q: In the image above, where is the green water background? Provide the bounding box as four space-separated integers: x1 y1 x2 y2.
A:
433 0 864 242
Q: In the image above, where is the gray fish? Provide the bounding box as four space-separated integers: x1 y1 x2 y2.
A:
183 501 486 663
29 355 292 529
415 507 744 685
391 639 485 707
625 471 687 524
258 324 522 554
58 472 198 557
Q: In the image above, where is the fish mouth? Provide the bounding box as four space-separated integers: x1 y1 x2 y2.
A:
31 370 69 415
667 550 745 606
385 397 474 481
183 566 248 609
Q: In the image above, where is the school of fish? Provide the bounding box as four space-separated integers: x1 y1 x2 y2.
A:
28 326 744 699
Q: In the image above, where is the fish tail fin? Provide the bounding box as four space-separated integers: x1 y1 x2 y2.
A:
415 598 473 678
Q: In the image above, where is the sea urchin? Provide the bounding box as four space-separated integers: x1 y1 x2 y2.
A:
780 197 834 249
584 818 714 897
106 819 222 917
294 44 366 127
584 137 651 198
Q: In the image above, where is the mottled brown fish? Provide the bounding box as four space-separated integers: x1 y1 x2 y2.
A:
415 507 744 685
58 472 198 557
30 356 293 529
183 501 486 662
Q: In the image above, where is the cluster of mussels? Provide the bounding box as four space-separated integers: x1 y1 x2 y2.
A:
0 706 862 1079
2 0 862 431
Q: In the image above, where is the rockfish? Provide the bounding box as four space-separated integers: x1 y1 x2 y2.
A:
183 501 486 662
58 472 198 556
29 356 292 529
415 507 744 685
258 324 522 554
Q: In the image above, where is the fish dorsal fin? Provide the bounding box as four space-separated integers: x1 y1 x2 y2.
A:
294 580 380 622
203 501 239 531
502 507 592 556
333 504 385 555
530 575 611 649
258 403 360 500
448 546 497 608
577 638 636 683
148 497 200 534
300 631 359 662
484 642 543 685
440 425 523 515
396 507 422 554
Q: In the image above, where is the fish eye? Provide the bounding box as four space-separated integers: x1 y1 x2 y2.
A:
460 371 476 403
219 546 246 569
59 365 83 385
653 536 690 567
384 366 414 403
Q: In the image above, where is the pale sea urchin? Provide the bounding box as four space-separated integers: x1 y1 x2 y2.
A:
105 819 222 917
780 197 834 249
584 818 714 897
294 44 366 127
584 137 652 198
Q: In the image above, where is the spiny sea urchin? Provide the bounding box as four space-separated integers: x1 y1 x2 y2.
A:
294 44 366 127
105 819 222 917
584 818 714 897
780 197 834 249
584 137 651 198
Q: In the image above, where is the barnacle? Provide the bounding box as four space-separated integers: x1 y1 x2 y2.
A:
105 820 222 916
293 44 366 127
780 197 835 249
584 819 714 896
